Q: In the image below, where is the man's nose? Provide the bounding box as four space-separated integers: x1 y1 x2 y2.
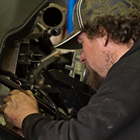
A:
80 50 87 63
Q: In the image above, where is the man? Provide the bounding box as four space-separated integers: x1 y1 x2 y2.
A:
1 0 140 139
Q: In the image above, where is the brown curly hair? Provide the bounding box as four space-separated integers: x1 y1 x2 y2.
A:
82 14 140 44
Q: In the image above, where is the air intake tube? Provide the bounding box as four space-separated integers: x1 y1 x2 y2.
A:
39 3 67 29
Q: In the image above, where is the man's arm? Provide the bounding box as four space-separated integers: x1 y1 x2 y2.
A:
1 64 140 140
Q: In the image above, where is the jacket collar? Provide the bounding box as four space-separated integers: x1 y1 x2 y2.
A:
120 39 140 59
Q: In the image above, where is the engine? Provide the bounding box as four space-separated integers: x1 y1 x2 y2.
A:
0 0 95 139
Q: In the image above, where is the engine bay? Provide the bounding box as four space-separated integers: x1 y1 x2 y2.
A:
0 0 95 139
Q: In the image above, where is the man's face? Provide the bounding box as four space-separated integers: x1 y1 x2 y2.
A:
77 32 114 80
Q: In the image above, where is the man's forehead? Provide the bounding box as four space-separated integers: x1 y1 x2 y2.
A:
77 35 82 40
77 36 82 44
77 32 86 38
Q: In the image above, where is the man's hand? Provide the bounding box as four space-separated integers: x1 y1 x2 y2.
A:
0 89 39 129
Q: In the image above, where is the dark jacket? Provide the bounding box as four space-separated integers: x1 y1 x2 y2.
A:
22 40 140 140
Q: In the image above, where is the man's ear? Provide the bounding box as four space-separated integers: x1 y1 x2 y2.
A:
99 26 108 47
103 32 108 46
